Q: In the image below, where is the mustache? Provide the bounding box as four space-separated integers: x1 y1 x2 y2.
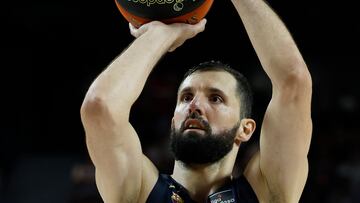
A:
179 111 211 132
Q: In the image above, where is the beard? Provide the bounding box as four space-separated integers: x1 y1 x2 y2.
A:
170 113 240 165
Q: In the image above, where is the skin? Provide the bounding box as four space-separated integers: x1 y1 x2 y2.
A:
80 0 313 202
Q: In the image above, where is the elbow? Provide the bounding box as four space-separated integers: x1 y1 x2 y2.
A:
80 93 128 133
80 92 109 121
287 63 312 90
270 55 312 90
80 87 131 126
80 90 116 120
277 62 312 101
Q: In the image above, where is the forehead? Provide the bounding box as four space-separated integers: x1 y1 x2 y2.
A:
179 71 237 94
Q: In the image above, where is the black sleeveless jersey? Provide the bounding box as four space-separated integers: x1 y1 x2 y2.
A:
146 174 259 203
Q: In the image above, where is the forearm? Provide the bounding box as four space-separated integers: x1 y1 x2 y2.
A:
83 27 177 117
231 0 309 88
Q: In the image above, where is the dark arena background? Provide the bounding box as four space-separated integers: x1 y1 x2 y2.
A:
2 0 359 202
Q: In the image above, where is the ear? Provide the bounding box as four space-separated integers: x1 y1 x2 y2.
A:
234 118 256 145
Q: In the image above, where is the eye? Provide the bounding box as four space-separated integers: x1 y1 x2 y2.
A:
181 93 193 103
209 95 223 103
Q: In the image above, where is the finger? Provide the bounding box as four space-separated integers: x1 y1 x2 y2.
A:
129 23 139 37
194 18 207 33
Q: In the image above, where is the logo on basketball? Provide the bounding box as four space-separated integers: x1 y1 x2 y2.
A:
127 0 186 12
115 0 213 28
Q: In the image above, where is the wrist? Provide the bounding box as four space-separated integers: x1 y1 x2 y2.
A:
145 25 180 51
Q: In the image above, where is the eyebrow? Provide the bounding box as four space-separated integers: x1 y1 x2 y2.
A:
178 87 192 95
207 87 226 96
178 86 226 96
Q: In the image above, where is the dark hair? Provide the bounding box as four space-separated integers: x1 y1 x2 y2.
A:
181 60 253 119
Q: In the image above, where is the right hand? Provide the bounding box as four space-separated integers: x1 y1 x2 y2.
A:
129 19 207 52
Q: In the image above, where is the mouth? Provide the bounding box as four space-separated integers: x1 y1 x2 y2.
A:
184 119 205 131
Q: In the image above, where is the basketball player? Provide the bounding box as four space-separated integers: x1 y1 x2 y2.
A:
80 0 313 202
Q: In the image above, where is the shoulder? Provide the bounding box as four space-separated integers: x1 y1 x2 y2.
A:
243 151 270 202
144 174 173 203
234 175 259 203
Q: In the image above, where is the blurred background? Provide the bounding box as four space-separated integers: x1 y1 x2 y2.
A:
1 0 359 202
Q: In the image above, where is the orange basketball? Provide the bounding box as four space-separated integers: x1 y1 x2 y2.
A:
115 0 214 28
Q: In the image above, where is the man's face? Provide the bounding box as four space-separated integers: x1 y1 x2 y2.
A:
170 71 242 164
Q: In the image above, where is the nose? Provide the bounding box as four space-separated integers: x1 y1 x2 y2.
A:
188 96 205 116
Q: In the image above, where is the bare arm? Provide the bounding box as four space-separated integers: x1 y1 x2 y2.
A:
80 20 206 203
231 0 312 202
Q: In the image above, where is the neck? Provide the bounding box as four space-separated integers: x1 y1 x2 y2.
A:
171 148 238 202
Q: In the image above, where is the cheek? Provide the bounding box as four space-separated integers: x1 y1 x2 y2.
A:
211 106 239 131
173 106 187 129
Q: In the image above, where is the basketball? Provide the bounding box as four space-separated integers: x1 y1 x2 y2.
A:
115 0 214 28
